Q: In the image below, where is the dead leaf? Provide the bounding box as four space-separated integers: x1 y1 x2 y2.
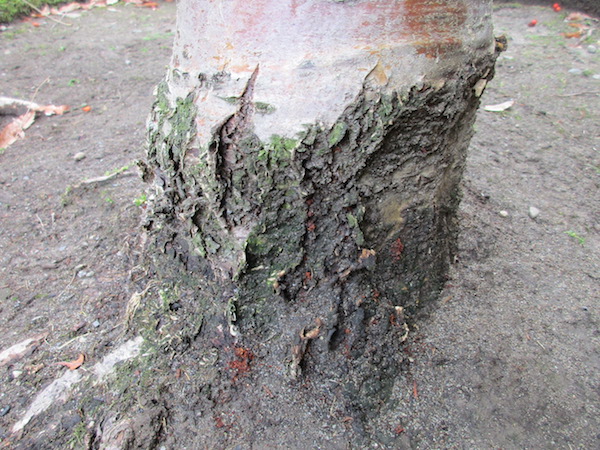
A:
359 248 376 261
38 104 70 116
0 97 69 116
57 353 85 370
0 110 35 149
567 22 589 30
483 100 514 112
57 2 83 14
562 31 584 39
301 318 323 340
565 12 592 21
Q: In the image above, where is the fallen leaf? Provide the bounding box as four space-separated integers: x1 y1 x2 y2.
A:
359 248 376 261
394 424 405 435
562 31 584 39
57 2 83 14
566 12 591 21
483 100 514 112
38 104 70 116
57 353 85 370
0 110 35 149
82 1 106 10
301 318 323 340
0 97 69 116
567 23 589 30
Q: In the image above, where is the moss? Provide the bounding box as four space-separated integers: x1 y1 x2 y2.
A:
147 83 197 177
0 0 78 23
107 347 162 410
246 234 269 257
218 95 240 105
328 121 347 147
254 101 276 114
347 212 365 246
257 135 297 168
269 135 297 156
379 94 395 118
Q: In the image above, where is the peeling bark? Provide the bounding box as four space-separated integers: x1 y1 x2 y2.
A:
135 0 499 446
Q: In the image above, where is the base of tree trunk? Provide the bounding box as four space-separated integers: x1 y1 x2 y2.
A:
87 47 501 447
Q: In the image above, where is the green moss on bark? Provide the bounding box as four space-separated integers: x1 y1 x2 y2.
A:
140 48 499 443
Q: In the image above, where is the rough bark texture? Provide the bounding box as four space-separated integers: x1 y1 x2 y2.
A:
124 0 500 446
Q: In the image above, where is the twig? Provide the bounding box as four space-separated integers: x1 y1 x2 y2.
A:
75 170 134 188
31 77 50 103
534 338 546 350
19 0 72 26
56 264 86 299
0 96 39 114
558 91 600 97
35 214 45 230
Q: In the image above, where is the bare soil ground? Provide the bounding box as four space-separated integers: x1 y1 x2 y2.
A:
0 2 598 448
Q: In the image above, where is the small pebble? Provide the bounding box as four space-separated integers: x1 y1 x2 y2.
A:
499 210 509 218
593 74 600 80
529 206 540 219
12 370 23 379
92 320 100 328
74 152 86 162
0 405 10 417
587 45 597 54
568 68 582 75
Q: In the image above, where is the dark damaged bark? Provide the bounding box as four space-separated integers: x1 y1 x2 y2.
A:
123 0 500 447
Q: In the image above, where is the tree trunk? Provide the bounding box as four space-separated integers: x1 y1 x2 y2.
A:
134 0 499 446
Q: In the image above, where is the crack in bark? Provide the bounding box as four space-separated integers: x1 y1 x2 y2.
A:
212 65 260 230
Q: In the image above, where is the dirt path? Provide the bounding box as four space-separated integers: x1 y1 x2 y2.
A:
0 2 598 448
391 5 600 448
